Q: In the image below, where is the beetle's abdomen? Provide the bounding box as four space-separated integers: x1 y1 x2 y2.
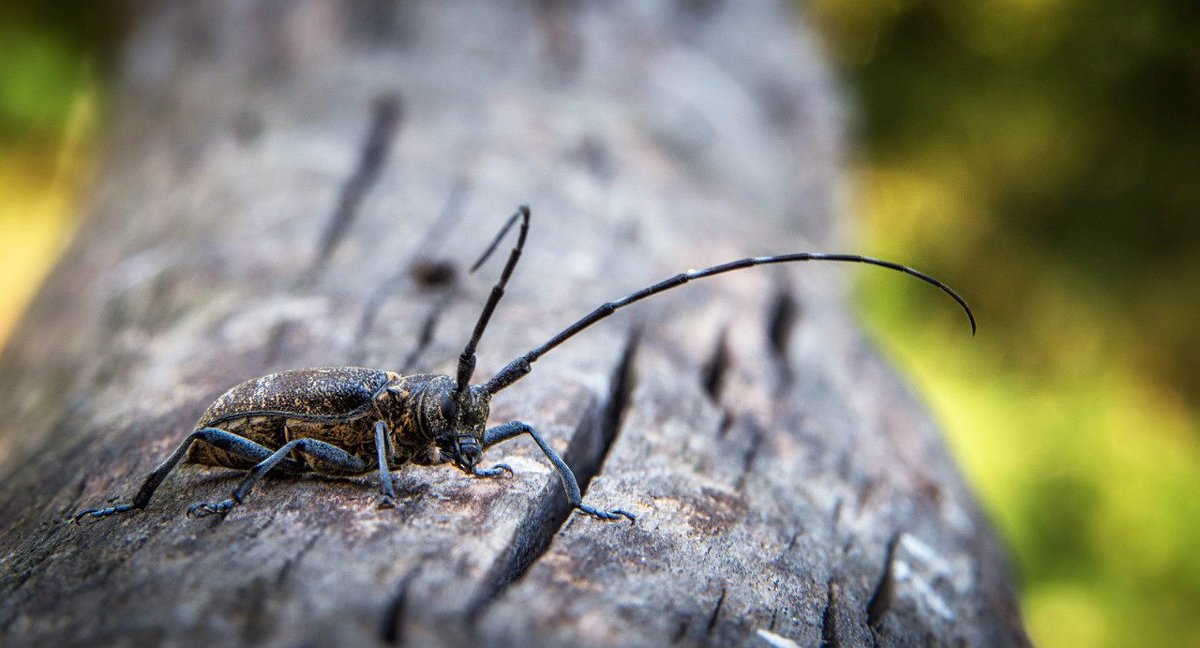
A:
187 367 399 471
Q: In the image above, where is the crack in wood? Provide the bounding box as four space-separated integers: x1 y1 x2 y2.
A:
415 176 472 257
599 332 640 456
786 530 801 553
700 327 730 403
408 259 458 289
465 332 639 622
235 506 280 545
352 180 470 366
671 619 690 644
705 586 727 635
673 0 725 42
347 0 414 46
569 134 615 180
677 0 724 20
263 320 292 368
354 292 450 369
398 302 447 374
402 176 471 287
313 94 404 269
57 476 90 520
766 289 798 391
235 574 275 644
733 417 764 491
275 528 322 586
717 408 734 438
351 293 389 366
380 564 421 645
866 533 902 631
67 520 171 595
534 0 583 79
821 578 839 647
856 478 879 516
4 540 57 595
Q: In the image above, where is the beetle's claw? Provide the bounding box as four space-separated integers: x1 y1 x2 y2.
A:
577 504 636 524
187 499 236 519
72 503 135 525
377 495 396 509
473 463 513 479
72 509 103 525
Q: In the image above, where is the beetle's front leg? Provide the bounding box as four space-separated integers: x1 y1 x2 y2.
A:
374 420 398 508
483 420 634 523
471 463 513 479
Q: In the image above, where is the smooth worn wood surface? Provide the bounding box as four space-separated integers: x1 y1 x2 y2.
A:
0 2 1029 646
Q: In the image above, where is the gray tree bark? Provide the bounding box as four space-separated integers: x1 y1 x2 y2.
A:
0 2 1028 647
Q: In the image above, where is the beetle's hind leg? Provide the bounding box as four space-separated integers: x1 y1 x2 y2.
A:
73 427 285 524
188 438 370 518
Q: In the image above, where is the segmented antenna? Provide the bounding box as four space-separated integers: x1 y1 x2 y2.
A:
455 206 530 394
483 253 975 395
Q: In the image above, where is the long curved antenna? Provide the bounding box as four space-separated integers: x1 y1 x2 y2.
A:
483 253 975 395
469 206 525 273
456 206 531 394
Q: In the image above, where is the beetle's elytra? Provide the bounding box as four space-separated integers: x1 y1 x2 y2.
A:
75 206 974 525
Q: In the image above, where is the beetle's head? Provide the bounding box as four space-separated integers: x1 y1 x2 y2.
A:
421 378 490 472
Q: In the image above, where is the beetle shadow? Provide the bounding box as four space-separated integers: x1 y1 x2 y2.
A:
182 466 435 504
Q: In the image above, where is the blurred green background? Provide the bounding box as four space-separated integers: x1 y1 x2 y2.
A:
808 0 1200 646
0 2 111 345
0 3 1196 646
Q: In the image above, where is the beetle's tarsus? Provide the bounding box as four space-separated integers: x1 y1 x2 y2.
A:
473 463 512 479
72 503 136 524
378 495 397 509
577 504 636 524
187 499 237 519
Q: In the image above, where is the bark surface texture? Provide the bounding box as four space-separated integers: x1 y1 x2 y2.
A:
0 2 1029 647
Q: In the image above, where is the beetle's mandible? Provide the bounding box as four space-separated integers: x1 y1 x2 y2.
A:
75 206 974 525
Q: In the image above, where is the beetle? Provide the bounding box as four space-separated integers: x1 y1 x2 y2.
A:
75 206 974 524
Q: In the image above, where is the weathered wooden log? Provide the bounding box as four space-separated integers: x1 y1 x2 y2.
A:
0 2 1029 646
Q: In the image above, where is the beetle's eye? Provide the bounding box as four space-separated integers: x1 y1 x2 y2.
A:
437 392 458 423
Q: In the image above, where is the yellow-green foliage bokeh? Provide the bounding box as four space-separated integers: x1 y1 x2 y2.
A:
808 1 1200 646
0 3 107 348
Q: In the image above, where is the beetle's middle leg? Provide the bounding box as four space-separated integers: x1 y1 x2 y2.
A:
74 427 291 523
188 437 370 518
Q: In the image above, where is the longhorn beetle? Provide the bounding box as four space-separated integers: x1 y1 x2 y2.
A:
75 206 974 525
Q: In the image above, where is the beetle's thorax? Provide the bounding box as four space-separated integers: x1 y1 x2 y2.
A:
372 374 490 467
